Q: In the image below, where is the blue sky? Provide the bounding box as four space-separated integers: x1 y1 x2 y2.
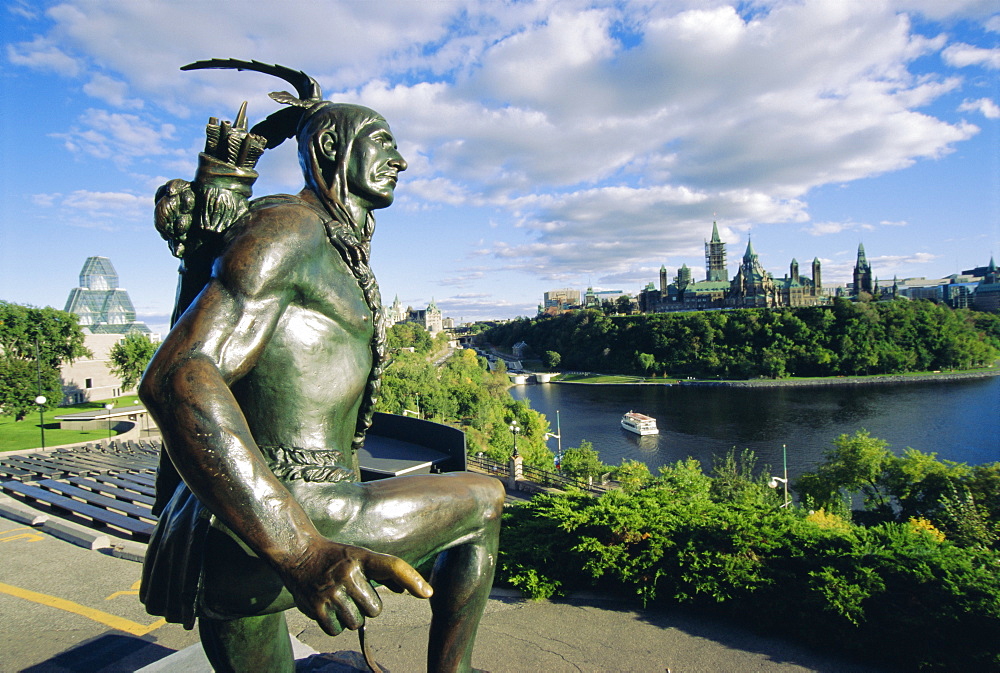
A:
1 0 997 335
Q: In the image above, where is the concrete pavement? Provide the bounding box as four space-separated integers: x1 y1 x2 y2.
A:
0 493 887 673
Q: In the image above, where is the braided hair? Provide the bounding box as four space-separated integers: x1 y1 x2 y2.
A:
295 103 389 456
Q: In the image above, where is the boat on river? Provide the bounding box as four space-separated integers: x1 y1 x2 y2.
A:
621 411 658 435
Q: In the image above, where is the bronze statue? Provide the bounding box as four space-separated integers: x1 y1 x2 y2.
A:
140 60 505 673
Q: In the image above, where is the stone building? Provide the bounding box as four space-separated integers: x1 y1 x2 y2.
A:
728 240 779 308
852 243 874 297
60 334 135 404
408 298 444 334
705 221 728 282
638 222 827 314
778 257 824 307
385 295 408 325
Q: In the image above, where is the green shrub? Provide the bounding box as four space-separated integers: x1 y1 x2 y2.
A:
498 458 1000 670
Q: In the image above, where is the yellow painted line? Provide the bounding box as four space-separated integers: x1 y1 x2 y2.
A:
0 582 166 636
0 526 43 542
105 579 142 601
0 531 44 543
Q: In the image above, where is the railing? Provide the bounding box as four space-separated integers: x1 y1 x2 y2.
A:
467 453 509 478
467 454 609 495
522 464 610 493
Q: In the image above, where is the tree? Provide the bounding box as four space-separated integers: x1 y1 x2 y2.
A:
542 350 561 370
615 295 633 315
561 440 610 482
108 331 158 392
794 429 893 514
612 458 652 493
0 353 62 421
635 352 656 376
0 302 90 420
387 321 433 352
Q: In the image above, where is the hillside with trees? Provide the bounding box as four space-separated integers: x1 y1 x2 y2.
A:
377 324 554 468
485 299 1000 379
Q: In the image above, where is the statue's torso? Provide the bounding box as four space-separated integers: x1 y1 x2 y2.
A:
227 199 375 458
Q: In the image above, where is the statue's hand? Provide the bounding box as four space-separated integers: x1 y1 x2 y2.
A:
282 539 433 636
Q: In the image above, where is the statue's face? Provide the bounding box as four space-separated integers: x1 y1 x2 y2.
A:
347 120 407 210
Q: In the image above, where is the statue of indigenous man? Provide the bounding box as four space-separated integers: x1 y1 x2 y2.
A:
141 59 505 673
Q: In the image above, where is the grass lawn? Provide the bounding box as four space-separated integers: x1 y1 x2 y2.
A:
560 373 647 383
0 394 144 452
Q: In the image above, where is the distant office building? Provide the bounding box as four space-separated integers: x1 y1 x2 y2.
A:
897 277 948 302
945 282 975 309
582 287 631 311
963 259 998 279
543 288 581 311
973 257 1000 313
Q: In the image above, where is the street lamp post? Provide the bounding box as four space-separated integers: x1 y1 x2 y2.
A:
509 422 520 458
34 395 47 450
33 335 46 450
133 399 148 436
769 444 790 508
104 403 114 441
545 410 562 469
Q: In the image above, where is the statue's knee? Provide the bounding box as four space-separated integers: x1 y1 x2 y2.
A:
470 473 505 519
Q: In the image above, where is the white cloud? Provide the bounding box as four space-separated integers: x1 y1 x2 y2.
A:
942 43 1000 69
435 293 520 320
6 36 79 75
437 271 486 288
83 73 143 109
869 252 938 275
7 1 38 20
52 109 179 165
32 189 149 224
958 97 1000 119
6 1 994 309
893 0 1000 21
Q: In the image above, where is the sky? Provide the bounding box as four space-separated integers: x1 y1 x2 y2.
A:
1 0 997 335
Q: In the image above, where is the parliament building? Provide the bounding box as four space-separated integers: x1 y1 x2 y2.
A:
638 222 829 313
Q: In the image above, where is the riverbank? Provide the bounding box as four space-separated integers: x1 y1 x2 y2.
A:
553 366 1000 388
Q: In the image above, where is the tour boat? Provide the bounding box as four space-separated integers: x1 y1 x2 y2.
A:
621 411 659 435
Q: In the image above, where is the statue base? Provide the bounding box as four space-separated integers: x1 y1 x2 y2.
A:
136 636 382 672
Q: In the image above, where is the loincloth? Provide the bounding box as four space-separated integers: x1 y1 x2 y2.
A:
140 445 356 628
259 445 356 483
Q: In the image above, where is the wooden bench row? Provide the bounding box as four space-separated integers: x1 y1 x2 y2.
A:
0 441 159 482
2 477 156 540
0 440 163 541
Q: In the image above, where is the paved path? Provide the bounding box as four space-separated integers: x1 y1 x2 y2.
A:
0 494 888 673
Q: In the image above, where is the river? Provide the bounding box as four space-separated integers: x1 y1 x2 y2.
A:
509 376 1000 481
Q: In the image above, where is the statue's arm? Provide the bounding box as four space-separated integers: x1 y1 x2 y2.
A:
140 212 430 632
